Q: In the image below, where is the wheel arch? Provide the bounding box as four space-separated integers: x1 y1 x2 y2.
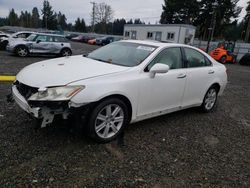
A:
14 44 29 53
97 94 133 123
209 83 221 93
60 47 72 53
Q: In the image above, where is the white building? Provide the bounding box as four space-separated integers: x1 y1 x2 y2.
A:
124 24 196 44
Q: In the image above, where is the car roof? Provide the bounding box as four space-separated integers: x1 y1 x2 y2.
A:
14 31 35 35
34 33 66 37
121 39 192 48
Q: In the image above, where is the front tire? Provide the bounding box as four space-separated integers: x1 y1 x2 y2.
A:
201 86 218 112
16 46 29 57
87 98 129 143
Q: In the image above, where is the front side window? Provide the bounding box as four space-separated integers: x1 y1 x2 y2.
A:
36 35 47 42
184 48 210 68
26 34 37 41
87 42 157 67
147 47 183 70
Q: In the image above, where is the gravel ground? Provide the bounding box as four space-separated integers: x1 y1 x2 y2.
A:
0 42 249 187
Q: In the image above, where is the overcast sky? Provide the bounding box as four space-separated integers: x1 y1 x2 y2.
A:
0 0 248 24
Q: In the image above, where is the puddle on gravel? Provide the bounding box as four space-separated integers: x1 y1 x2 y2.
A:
204 135 219 146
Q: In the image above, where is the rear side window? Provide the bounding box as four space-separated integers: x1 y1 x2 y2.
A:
148 47 183 70
54 36 67 42
184 48 210 68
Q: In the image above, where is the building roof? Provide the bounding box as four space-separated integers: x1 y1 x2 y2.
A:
124 24 196 29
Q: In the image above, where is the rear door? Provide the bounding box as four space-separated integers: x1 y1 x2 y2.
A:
182 47 215 107
53 36 68 53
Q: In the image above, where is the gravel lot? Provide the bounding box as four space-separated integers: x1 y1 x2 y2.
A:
0 42 249 187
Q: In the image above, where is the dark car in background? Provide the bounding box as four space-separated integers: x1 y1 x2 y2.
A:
96 36 115 46
65 33 79 40
71 35 96 43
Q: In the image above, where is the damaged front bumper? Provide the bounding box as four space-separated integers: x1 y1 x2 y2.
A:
12 85 79 128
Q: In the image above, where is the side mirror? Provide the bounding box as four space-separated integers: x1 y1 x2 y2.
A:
36 40 41 43
149 64 169 78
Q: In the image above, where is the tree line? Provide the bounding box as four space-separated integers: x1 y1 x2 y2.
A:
1 0 249 41
0 0 144 35
160 0 250 41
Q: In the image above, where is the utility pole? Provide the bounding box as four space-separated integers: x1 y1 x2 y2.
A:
90 1 96 33
206 1 218 53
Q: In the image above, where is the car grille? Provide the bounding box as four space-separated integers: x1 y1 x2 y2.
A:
14 81 38 100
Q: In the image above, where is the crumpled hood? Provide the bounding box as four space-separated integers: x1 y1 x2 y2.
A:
16 55 130 88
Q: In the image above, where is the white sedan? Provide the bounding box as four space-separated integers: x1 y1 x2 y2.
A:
12 40 227 142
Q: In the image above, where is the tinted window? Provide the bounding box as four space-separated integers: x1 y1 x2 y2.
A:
148 47 183 70
184 48 209 68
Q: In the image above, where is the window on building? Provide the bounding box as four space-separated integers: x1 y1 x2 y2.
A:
125 31 130 37
147 32 153 39
167 32 175 40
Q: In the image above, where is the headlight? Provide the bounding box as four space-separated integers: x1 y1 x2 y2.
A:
28 85 85 101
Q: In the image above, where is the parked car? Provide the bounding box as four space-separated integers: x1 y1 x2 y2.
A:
0 33 10 50
0 31 34 50
88 38 97 45
96 36 115 46
6 33 72 57
12 40 227 142
65 33 79 40
239 53 250 66
71 35 96 43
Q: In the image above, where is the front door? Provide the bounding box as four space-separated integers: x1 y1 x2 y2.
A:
137 47 187 117
31 34 53 53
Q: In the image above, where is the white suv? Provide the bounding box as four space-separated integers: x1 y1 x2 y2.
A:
7 33 72 57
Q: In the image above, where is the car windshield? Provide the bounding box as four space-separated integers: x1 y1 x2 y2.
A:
87 42 157 67
26 34 37 41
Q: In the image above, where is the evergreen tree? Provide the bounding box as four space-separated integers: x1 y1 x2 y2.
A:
31 7 40 28
41 0 57 29
113 18 126 35
74 17 86 32
8 8 19 26
160 0 199 24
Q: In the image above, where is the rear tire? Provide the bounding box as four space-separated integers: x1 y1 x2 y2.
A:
60 48 72 57
200 86 218 113
86 98 129 143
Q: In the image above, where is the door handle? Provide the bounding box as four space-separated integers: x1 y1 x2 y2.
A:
61 43 64 46
177 73 186 79
208 70 215 74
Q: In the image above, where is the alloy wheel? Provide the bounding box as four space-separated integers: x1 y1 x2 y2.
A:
94 104 124 139
17 47 28 57
204 88 217 110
